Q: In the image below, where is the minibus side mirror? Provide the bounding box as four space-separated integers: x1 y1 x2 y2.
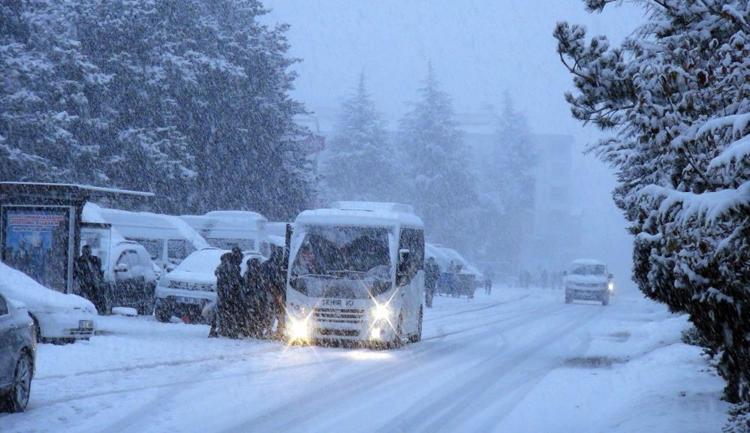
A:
399 248 411 265
397 249 411 286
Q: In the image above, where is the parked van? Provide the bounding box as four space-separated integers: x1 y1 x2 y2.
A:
96 207 208 272
180 211 270 256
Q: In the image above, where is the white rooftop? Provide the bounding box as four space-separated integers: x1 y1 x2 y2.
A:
96 207 208 248
297 202 423 229
571 258 606 266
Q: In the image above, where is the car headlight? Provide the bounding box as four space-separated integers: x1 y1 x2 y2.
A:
372 303 392 322
608 282 615 291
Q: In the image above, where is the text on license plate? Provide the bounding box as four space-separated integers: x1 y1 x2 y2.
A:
79 320 94 329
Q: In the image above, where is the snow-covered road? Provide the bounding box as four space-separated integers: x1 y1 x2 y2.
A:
2 289 727 433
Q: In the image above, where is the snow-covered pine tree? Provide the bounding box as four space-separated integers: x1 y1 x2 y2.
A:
399 65 480 251
0 0 108 183
1 0 314 218
323 73 400 203
556 0 750 419
488 94 537 270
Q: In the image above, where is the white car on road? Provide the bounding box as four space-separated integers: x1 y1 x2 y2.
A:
154 248 261 323
0 263 97 343
564 259 614 306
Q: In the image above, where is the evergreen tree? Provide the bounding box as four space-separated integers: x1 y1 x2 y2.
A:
0 0 315 219
488 94 537 270
323 73 399 203
399 65 479 250
556 0 750 421
0 0 107 183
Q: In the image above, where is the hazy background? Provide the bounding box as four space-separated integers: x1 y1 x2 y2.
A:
262 0 644 288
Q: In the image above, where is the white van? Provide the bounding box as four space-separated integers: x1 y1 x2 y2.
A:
97 207 209 272
180 211 270 256
285 202 425 347
564 259 614 305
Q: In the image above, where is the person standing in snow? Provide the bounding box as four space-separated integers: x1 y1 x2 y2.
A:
261 246 286 339
214 252 234 337
243 257 267 338
424 257 440 308
74 245 106 314
215 248 244 338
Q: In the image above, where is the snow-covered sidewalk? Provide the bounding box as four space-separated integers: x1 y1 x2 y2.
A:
2 288 727 433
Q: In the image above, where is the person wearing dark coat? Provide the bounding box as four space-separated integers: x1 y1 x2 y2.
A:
261 246 286 339
214 248 245 338
74 245 106 314
243 257 267 338
424 257 440 308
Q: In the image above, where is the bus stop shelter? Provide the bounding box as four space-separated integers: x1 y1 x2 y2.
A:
0 182 153 294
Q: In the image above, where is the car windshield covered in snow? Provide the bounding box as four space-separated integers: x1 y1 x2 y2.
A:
570 264 606 276
291 226 391 280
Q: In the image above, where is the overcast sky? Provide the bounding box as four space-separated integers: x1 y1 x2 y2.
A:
262 0 645 285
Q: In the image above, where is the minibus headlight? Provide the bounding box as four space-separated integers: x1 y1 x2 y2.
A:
288 316 310 343
607 282 614 292
372 304 392 322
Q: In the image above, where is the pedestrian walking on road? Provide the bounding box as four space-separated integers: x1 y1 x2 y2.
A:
424 257 440 308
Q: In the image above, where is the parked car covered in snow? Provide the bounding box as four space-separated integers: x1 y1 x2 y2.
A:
154 248 261 323
81 204 159 314
0 293 36 413
0 263 96 343
427 244 480 298
564 259 614 306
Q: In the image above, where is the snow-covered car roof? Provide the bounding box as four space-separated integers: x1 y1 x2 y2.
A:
94 206 208 249
426 244 482 278
167 248 264 282
571 258 606 267
205 210 267 221
0 263 97 314
296 202 423 229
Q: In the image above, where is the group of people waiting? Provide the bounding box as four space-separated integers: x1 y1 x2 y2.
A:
209 246 287 339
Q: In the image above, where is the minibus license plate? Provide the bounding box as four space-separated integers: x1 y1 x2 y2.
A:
175 296 202 305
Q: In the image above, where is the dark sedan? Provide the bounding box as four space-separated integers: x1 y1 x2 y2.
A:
0 293 36 412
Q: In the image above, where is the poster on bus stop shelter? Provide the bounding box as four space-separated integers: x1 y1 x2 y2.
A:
2 207 70 292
